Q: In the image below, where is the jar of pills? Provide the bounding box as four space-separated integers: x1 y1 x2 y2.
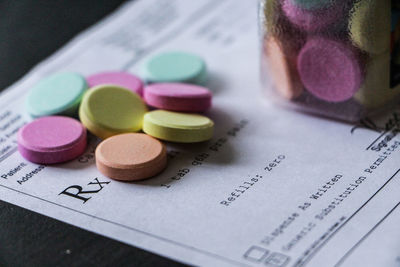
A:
259 0 396 121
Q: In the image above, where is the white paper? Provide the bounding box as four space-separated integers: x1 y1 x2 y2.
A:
0 0 399 266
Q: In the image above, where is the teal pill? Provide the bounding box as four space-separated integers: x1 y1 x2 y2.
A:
26 72 87 118
141 51 207 84
290 0 334 10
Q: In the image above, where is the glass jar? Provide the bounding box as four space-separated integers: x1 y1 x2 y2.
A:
259 0 396 121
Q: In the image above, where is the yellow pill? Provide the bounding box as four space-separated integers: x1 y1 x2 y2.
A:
79 85 147 139
263 36 303 100
349 0 390 54
143 110 214 143
354 52 399 108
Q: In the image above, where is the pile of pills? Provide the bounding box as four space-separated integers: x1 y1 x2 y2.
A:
261 0 396 119
18 51 214 181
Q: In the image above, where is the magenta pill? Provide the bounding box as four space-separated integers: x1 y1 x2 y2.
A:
87 71 143 96
282 0 345 32
144 83 212 112
18 116 87 164
298 38 364 102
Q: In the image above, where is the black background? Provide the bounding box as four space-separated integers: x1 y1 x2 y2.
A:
0 1 186 266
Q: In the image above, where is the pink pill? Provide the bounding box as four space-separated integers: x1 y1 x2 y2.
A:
298 38 364 102
282 0 345 32
144 83 212 112
18 116 87 164
87 71 143 96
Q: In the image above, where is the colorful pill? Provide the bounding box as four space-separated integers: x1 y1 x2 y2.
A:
298 38 364 102
282 0 345 31
86 71 143 96
79 85 147 139
26 72 87 117
264 36 303 99
349 0 390 54
141 51 207 84
144 83 212 112
143 110 214 143
95 133 167 181
18 116 87 164
354 53 398 108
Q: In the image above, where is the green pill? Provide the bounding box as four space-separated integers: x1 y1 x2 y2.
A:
141 51 207 84
26 72 87 117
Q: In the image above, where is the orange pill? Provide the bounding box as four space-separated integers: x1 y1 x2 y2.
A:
263 36 304 100
95 133 167 181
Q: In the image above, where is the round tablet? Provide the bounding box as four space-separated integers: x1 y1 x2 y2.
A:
95 133 167 181
349 0 390 54
298 38 364 102
355 53 398 108
143 110 214 143
144 83 212 112
26 72 87 117
18 116 87 164
86 71 143 96
282 0 344 31
264 36 303 99
79 85 147 139
141 52 207 84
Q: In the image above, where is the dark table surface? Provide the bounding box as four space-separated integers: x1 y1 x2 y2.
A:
0 1 186 266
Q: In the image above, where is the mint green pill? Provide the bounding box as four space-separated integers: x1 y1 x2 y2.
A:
141 51 207 84
26 72 87 117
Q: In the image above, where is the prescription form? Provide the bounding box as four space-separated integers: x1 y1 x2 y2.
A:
0 1 399 266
